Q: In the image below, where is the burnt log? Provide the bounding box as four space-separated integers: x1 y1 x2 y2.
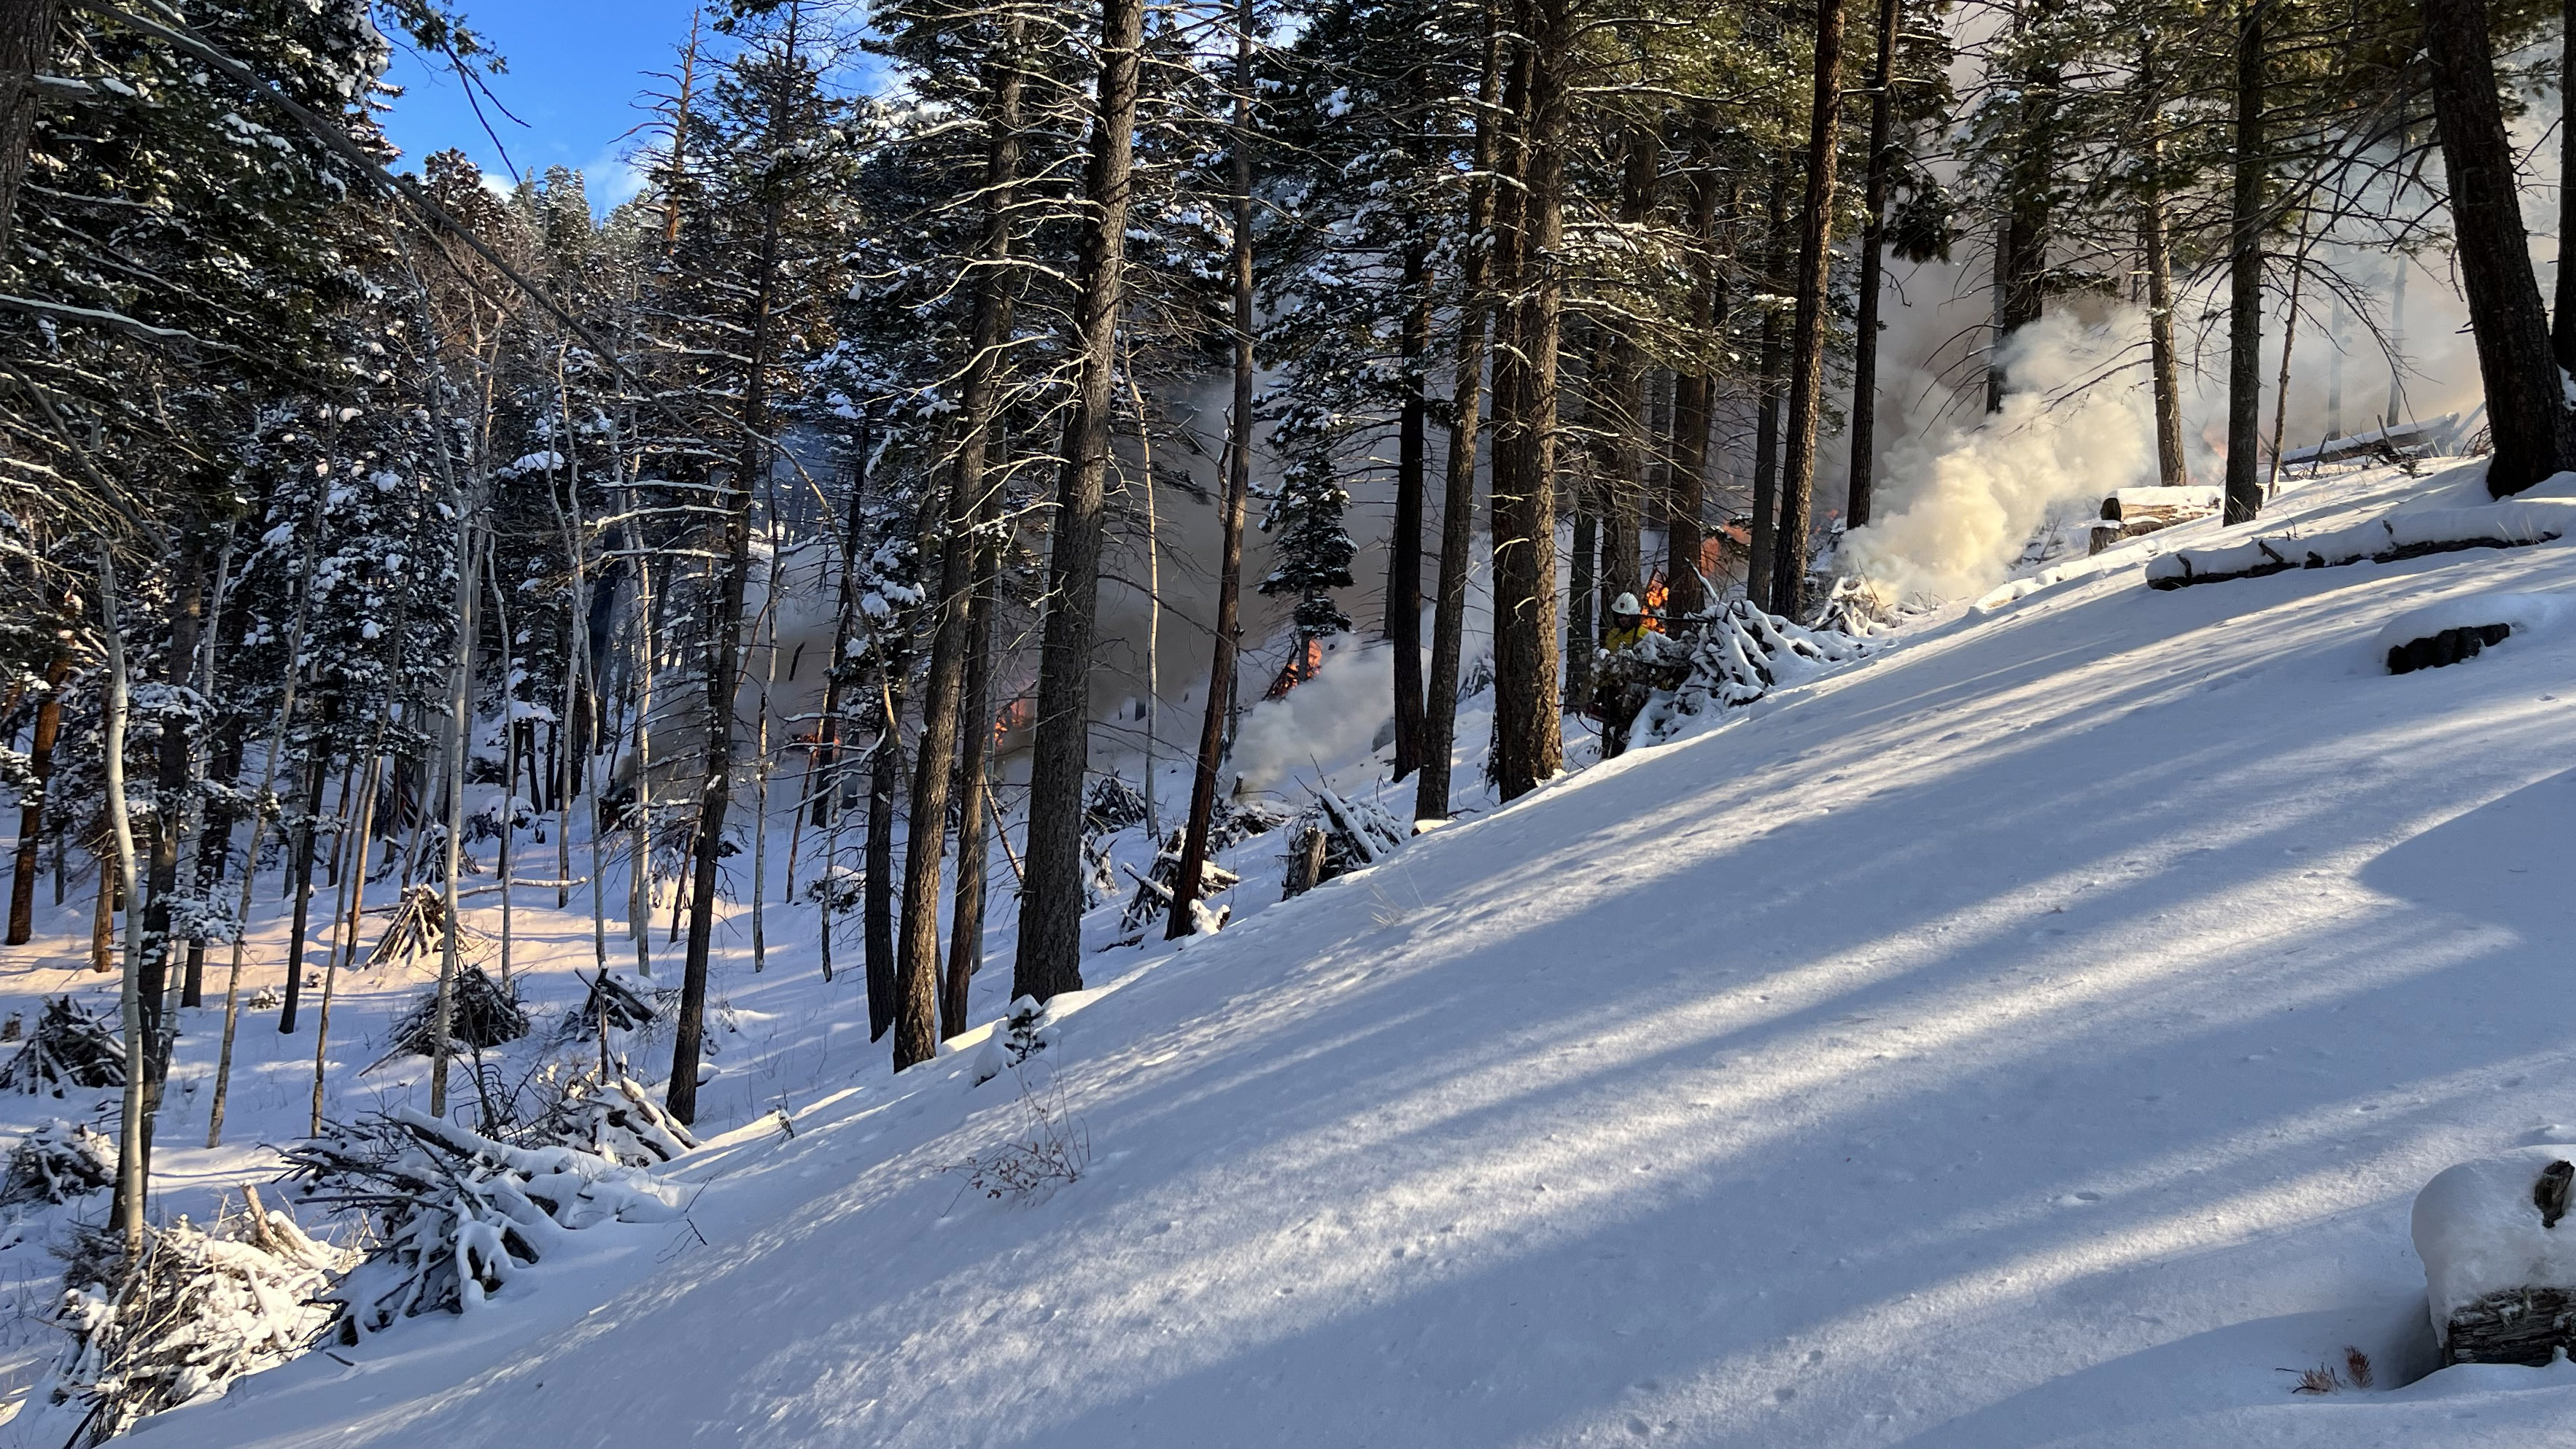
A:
2444 1285 2576 1366
2387 623 2513 675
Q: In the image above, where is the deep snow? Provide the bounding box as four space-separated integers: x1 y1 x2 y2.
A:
11 456 2576 1445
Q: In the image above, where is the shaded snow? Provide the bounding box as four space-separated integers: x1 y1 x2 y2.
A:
12 460 2576 1445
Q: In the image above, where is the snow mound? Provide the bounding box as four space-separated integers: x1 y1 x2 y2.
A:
2413 1146 2576 1338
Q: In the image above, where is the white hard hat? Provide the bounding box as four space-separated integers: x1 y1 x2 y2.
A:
1610 591 1642 615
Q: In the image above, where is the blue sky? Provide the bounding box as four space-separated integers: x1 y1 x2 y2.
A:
377 3 733 211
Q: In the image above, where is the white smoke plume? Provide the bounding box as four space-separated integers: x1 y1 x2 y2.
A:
1228 635 1397 796
1841 309 2165 602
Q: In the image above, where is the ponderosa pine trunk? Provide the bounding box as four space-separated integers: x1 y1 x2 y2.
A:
2557 0 2576 372
1747 171 1788 607
1169 0 1257 937
1599 127 1656 613
1488 1 1565 801
1667 159 1721 618
1986 2 2057 413
864 695 900 1041
1014 0 1145 1000
1846 0 1900 529
903 43 1023 1063
2422 0 2576 495
1387 238 1429 782
1769 0 1848 621
1416 12 1500 823
2222 0 2265 524
7 648 64 944
669 147 790 1127
276 694 333 1036
947 479 1004 992
0 0 58 260
2139 34 2189 491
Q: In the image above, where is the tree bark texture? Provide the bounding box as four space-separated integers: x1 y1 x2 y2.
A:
1489 0 1565 801
1015 0 1145 1001
904 30 1024 1064
7 648 64 944
1770 0 1847 621
1170 0 1259 936
2422 0 2576 495
1846 0 1901 529
1387 240 1429 781
1416 13 1500 823
0 0 58 262
2223 0 2267 525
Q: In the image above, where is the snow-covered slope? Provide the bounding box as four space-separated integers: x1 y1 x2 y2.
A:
86 459 2576 1445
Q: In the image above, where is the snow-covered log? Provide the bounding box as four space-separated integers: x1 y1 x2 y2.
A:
2145 500 2575 589
2413 1147 2576 1365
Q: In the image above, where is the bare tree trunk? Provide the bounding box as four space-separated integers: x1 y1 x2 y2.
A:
1747 171 1788 607
2557 0 2576 371
909 23 1025 1060
2267 214 2310 497
2223 0 2266 524
946 475 1004 1007
206 536 316 1147
2423 0 2576 494
1846 0 1900 528
1667 162 1722 618
7 648 64 944
1987 11 2056 413
864 699 900 1040
1387 238 1429 781
428 518 476 1119
1567 478 1595 709
1489 1 1566 801
1416 12 1500 824
2139 36 2189 492
276 694 333 1035
1770 0 1848 621
138 544 202 1064
1599 127 1655 610
1169 0 1257 937
1015 0 1146 1002
98 545 147 1253
0 0 59 261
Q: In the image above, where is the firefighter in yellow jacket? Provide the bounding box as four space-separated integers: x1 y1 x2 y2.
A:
1592 591 1653 757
